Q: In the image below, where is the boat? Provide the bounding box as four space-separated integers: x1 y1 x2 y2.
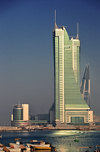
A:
3 146 20 152
27 140 56 151
9 139 30 152
0 139 56 151
9 141 25 149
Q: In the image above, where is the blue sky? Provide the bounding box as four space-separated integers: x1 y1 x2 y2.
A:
0 0 100 124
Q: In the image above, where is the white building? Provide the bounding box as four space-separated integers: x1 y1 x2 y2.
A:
22 104 29 120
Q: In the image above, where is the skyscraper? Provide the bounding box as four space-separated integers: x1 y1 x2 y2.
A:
53 21 93 125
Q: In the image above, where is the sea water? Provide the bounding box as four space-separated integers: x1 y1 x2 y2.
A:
0 130 100 152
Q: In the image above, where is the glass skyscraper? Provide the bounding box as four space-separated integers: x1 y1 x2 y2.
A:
53 23 93 125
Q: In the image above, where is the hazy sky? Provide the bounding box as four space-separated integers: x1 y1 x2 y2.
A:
0 0 100 125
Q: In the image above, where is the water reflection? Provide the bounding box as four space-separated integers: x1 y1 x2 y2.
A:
50 131 98 152
51 130 80 136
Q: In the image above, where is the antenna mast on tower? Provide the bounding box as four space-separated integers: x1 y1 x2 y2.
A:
54 10 58 29
76 23 79 39
55 10 56 25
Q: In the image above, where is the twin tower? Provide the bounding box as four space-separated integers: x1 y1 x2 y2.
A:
52 22 93 125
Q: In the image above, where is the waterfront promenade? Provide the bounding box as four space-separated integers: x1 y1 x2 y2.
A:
0 124 100 131
0 126 21 131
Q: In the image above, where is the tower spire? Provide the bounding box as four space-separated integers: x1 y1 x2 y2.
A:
55 10 56 25
54 10 58 29
76 22 79 39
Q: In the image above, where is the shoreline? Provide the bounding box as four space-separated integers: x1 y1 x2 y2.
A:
0 125 100 132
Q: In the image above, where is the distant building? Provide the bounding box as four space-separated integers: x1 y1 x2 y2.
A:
11 104 29 127
51 18 93 125
30 114 49 125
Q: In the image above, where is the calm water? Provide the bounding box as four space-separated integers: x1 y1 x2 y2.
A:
0 130 100 152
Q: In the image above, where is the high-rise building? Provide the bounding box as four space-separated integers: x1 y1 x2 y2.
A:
53 21 93 125
11 104 29 127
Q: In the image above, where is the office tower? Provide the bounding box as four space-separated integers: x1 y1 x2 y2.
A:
53 21 93 125
11 104 29 126
80 65 90 105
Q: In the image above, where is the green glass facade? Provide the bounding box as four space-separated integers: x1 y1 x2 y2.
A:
71 117 84 124
53 25 93 125
13 105 23 121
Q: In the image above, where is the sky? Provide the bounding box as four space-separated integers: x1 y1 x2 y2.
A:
0 0 100 125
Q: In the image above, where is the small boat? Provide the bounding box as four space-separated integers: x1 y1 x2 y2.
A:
3 146 21 152
9 140 29 152
27 140 56 151
10 141 25 149
0 139 30 152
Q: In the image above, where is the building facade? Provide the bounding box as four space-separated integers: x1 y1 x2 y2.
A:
53 23 93 125
80 65 90 105
22 104 29 121
12 105 23 121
